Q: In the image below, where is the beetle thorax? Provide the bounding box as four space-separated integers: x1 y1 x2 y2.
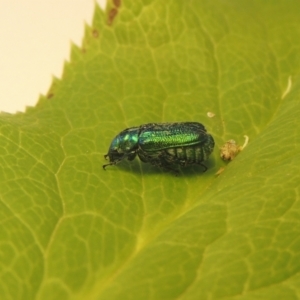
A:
114 127 140 153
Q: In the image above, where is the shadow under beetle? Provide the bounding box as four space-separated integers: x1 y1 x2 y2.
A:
103 122 214 174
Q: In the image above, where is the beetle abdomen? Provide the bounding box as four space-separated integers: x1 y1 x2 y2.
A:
166 146 205 164
165 135 214 165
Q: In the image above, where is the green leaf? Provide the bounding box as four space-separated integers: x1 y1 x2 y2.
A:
1 0 300 299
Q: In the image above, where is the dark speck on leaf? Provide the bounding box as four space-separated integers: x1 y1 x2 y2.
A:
108 8 118 25
92 29 99 38
113 0 121 8
47 93 54 99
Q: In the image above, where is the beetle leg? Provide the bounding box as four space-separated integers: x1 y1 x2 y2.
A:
127 152 137 161
162 163 179 175
103 151 137 170
103 160 120 170
103 162 114 170
199 162 207 172
155 154 180 175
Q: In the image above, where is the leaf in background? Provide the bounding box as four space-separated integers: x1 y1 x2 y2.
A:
0 0 300 299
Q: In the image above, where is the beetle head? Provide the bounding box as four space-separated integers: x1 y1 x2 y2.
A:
105 127 140 163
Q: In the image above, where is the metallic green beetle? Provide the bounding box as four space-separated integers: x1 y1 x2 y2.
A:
103 122 214 174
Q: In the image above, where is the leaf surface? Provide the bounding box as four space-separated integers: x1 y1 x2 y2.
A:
1 1 300 299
